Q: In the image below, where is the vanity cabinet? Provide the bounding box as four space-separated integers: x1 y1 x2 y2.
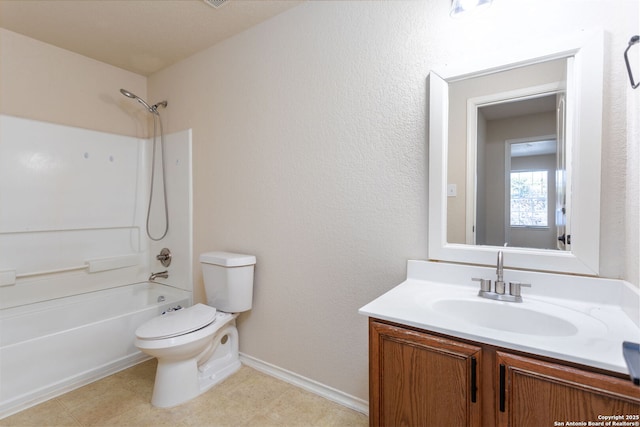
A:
369 319 640 427
369 320 482 427
497 352 640 427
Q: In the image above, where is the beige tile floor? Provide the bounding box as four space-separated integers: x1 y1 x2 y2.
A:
0 360 368 427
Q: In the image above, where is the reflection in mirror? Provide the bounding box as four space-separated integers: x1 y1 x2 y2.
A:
447 59 568 251
477 97 565 251
428 31 603 275
505 136 560 249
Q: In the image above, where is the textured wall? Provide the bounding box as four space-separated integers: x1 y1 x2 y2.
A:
0 28 147 137
149 0 638 402
626 61 640 286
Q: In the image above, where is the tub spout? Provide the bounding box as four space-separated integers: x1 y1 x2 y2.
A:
150 271 169 281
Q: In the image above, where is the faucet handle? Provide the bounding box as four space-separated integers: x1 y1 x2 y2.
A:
156 248 172 267
509 282 531 297
472 277 492 292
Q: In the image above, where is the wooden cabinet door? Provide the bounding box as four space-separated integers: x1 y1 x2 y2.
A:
497 351 640 427
369 320 482 427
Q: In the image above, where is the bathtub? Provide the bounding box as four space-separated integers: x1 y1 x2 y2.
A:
0 282 191 419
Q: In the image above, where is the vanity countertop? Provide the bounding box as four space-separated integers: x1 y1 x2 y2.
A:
359 260 640 376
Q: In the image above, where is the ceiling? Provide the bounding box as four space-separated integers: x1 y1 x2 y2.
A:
0 0 305 76
479 94 557 121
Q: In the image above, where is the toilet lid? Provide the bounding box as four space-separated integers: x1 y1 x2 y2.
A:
136 303 217 340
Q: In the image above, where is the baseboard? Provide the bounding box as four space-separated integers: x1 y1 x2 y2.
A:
239 353 369 415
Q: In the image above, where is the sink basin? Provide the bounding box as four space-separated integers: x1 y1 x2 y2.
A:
431 299 579 336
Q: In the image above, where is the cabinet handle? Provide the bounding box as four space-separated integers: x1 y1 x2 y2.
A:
499 364 506 412
471 356 478 403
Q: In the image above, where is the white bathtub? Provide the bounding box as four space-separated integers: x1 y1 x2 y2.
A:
0 282 191 419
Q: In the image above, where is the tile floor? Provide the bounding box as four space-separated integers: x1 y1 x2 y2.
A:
1 360 368 427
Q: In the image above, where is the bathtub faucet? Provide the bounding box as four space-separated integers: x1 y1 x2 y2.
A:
149 270 169 281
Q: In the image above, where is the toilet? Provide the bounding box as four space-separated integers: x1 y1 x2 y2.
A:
135 251 256 408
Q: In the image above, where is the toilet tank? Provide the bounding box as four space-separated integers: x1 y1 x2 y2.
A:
199 251 256 313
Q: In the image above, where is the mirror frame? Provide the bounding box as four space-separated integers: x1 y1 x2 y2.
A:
428 31 603 275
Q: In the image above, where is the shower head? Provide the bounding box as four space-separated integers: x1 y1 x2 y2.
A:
119 88 166 113
120 88 136 99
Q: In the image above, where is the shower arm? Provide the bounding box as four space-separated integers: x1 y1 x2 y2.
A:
120 89 167 114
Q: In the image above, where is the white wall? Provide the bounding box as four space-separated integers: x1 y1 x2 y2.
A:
148 0 639 402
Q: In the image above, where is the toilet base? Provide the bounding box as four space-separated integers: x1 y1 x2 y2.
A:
197 324 241 394
149 318 241 408
152 358 201 408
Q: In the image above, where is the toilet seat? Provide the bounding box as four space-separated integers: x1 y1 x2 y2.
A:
136 303 217 340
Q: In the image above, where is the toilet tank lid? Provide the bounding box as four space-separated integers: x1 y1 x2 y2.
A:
200 251 256 267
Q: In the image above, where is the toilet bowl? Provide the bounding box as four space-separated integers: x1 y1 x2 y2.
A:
135 251 256 408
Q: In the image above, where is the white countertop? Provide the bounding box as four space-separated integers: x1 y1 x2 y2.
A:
359 261 640 375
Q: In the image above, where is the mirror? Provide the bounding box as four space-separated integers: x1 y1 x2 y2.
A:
447 59 567 250
428 31 603 275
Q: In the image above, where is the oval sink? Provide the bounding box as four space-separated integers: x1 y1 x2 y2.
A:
431 299 579 336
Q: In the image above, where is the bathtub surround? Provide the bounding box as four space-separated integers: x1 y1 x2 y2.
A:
0 116 193 307
148 128 194 293
0 0 637 416
0 116 146 305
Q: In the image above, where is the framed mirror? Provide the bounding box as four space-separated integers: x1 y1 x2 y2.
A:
428 31 603 275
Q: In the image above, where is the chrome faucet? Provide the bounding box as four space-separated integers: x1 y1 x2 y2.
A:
149 270 169 281
472 251 531 303
495 251 506 295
